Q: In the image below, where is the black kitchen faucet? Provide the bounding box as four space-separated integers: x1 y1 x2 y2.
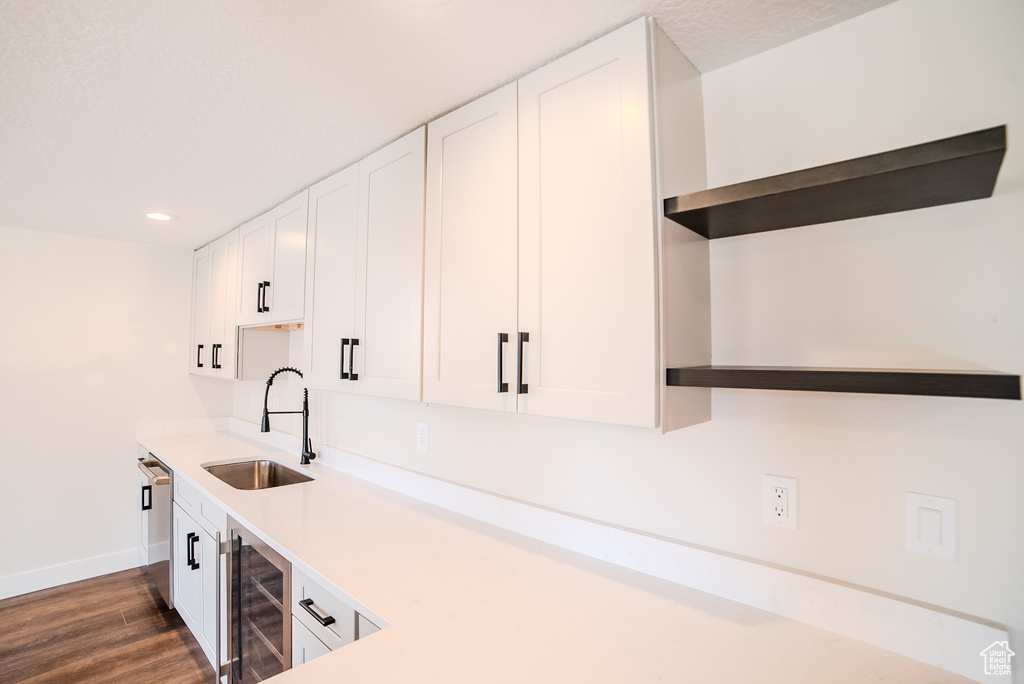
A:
261 367 317 465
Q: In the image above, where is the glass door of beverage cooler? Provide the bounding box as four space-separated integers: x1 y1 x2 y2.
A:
227 517 291 683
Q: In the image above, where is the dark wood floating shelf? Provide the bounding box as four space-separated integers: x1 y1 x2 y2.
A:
664 125 1007 239
666 366 1021 400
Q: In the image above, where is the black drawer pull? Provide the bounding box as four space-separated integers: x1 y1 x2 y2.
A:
341 338 349 379
256 282 265 313
141 485 152 511
497 333 508 393
517 332 529 394
196 344 204 368
299 598 336 627
261 280 271 313
212 343 222 369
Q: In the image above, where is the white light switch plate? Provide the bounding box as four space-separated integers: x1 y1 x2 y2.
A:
905 492 956 560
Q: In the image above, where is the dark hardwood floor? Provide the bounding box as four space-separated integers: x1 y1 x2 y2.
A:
0 568 216 684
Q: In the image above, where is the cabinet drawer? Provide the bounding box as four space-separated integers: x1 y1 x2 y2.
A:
291 566 356 650
173 476 227 536
174 476 199 512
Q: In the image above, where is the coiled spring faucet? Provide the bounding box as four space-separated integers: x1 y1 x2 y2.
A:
261 366 317 465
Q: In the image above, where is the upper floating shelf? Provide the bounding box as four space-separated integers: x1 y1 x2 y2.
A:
666 366 1021 400
664 126 1007 239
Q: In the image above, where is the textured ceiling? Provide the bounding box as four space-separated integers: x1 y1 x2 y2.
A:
0 0 894 249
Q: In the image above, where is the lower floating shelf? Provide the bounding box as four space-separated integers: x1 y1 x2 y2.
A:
666 366 1021 400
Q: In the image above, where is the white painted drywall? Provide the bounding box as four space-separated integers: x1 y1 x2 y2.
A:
0 225 232 597
232 1 1023 679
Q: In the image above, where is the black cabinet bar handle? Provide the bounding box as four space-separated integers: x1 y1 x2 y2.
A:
196 344 204 368
212 343 222 369
261 280 271 313
185 532 195 567
186 532 200 570
141 485 152 511
517 332 529 394
256 282 265 313
350 338 359 381
341 338 350 379
298 598 336 627
497 333 509 393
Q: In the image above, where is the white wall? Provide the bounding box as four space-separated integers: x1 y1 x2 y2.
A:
231 0 1023 673
0 225 232 596
701 0 1023 639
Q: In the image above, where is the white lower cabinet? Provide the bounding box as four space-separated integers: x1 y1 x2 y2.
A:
172 496 224 676
291 616 331 666
290 565 381 666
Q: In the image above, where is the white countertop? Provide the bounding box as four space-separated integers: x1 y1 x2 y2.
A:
140 429 971 683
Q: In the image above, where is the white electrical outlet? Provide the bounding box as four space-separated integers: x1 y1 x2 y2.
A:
417 422 429 452
763 475 799 530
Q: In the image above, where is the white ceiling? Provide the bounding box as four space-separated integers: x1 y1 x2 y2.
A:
0 0 894 250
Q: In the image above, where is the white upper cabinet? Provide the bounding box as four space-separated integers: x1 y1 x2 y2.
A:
423 83 519 412
421 18 706 428
236 212 271 327
236 190 309 326
517 18 659 427
303 163 360 392
190 247 211 374
303 127 426 401
207 230 238 378
191 230 238 378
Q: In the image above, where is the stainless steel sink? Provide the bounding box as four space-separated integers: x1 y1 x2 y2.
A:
203 460 313 490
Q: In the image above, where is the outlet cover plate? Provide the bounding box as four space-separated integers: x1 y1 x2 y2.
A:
763 474 799 530
416 422 429 452
905 492 956 561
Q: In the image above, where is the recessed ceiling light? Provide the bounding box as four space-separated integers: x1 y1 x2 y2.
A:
146 212 176 222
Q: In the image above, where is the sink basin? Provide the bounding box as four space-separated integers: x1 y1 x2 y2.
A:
203 460 313 490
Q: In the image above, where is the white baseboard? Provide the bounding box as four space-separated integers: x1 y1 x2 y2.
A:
0 548 140 601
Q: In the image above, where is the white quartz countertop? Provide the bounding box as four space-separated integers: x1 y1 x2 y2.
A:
140 429 970 683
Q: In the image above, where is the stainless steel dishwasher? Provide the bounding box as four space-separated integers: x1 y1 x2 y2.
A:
227 515 292 683
137 454 172 608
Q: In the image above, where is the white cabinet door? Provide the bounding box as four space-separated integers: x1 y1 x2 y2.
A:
517 18 659 427
198 526 219 667
236 212 271 327
353 127 426 401
292 616 331 665
173 502 220 671
207 230 238 379
266 191 309 323
172 503 202 628
236 191 309 327
138 469 150 567
303 164 360 393
190 247 211 375
423 84 519 412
